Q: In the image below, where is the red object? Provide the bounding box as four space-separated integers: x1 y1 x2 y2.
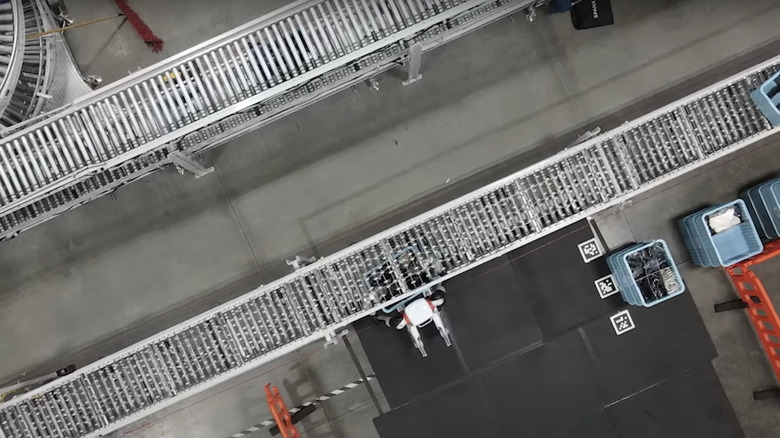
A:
726 239 780 384
113 0 164 52
265 384 301 438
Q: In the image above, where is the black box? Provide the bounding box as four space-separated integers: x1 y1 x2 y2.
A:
571 0 614 29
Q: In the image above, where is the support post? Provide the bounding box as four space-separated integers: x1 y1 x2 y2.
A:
714 298 749 313
402 42 423 86
169 151 214 178
525 5 537 22
342 333 384 416
753 388 780 400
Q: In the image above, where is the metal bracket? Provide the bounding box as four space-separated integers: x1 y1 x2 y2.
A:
367 77 380 92
48 0 74 26
58 13 74 26
569 127 602 147
402 42 423 86
286 255 316 271
323 329 349 349
169 151 214 178
83 75 102 89
525 5 537 22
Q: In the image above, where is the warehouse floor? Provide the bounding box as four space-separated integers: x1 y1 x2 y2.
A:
1 0 780 437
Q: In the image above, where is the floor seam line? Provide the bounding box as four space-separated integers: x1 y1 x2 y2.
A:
620 209 638 242
214 167 265 279
535 16 586 123
295 349 340 436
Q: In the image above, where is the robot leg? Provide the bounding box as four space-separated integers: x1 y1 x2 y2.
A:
431 308 452 347
407 324 428 357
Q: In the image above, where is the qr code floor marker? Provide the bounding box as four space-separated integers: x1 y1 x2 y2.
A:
578 238 603 263
610 309 636 335
595 274 619 299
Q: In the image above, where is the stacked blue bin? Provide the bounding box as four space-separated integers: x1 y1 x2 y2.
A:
606 240 686 307
743 177 780 240
750 70 780 126
680 200 763 267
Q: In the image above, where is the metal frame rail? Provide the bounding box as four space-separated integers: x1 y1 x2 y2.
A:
0 0 543 241
1 51 779 438
15 0 54 125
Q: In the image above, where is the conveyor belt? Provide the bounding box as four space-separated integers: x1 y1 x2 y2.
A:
1 49 778 438
0 0 542 240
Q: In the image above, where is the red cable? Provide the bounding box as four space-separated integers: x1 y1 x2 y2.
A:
113 0 164 52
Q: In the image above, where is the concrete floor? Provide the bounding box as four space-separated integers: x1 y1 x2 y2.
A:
1 0 780 436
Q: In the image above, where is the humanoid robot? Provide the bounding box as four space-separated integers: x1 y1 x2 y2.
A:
365 245 452 357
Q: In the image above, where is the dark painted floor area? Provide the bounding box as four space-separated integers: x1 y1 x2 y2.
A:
360 221 741 438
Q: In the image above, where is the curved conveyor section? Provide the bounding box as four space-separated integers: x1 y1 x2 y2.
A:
0 0 28 125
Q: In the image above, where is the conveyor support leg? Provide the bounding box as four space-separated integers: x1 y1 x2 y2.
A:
169 151 214 178
713 298 749 313
754 388 780 400
402 42 423 86
525 4 536 21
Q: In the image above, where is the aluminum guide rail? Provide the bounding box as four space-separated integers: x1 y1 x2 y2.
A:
0 0 26 121
0 0 541 240
0 0 56 130
1 52 779 438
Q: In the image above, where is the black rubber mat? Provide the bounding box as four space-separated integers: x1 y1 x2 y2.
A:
480 330 607 435
444 255 542 371
608 363 743 438
364 221 737 438
581 292 717 402
373 378 505 438
354 315 467 408
511 223 625 338
550 413 622 438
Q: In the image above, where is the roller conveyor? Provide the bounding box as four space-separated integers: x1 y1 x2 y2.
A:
1 47 779 438
0 0 544 240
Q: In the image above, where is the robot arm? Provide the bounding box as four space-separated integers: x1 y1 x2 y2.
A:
375 313 406 330
406 323 427 357
431 308 452 348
